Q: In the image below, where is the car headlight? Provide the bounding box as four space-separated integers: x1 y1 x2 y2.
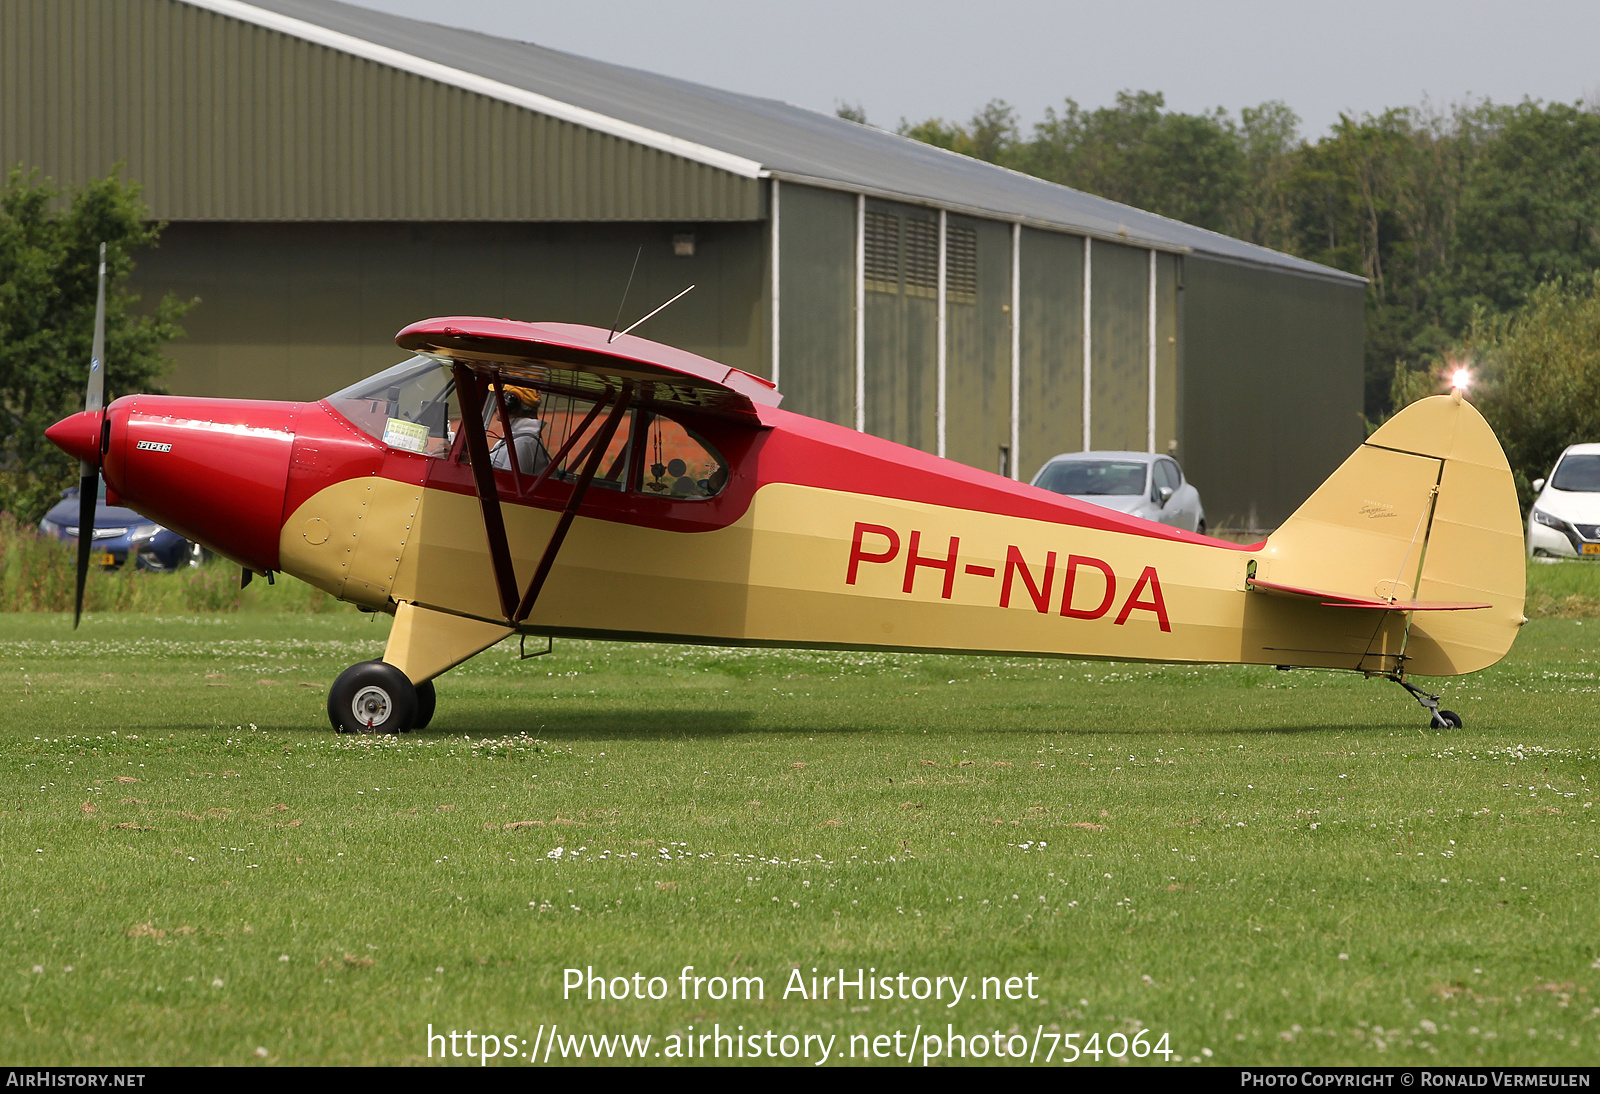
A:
131 523 163 541
37 518 59 536
1531 508 1566 530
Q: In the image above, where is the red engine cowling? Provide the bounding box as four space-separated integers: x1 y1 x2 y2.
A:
101 395 299 573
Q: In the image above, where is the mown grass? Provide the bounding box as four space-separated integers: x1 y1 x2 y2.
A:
1 607 1596 1067
1526 558 1600 618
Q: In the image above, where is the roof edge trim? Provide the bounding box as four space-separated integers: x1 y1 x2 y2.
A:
770 173 1365 284
178 0 768 180
1180 247 1369 287
768 172 1189 255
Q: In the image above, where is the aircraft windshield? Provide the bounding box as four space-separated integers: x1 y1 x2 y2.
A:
1035 459 1149 496
1551 454 1600 493
326 357 457 458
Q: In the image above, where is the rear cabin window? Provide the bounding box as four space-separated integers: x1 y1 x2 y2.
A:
639 413 728 499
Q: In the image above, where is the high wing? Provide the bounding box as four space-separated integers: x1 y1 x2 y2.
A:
394 318 781 425
392 317 778 625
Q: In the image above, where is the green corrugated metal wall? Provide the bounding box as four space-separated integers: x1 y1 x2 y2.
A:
1153 252 1180 458
1015 228 1085 478
1089 240 1149 451
132 220 766 401
945 215 1011 475
0 0 759 221
862 200 938 451
773 184 855 426
1181 255 1366 529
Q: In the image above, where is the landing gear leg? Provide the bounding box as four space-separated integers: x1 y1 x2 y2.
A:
1388 674 1462 729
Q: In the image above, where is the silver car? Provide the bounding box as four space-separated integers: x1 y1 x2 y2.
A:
1031 451 1207 534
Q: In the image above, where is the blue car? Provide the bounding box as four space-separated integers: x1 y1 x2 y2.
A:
37 484 209 572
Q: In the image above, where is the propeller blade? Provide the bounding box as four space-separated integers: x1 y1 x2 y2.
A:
87 243 106 414
72 243 108 630
73 470 97 628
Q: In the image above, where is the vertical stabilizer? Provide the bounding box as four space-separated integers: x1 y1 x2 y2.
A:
1256 394 1525 675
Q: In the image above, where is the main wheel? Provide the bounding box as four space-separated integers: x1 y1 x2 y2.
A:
414 679 437 730
326 660 417 734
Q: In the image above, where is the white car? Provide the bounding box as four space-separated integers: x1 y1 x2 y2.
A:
1031 451 1207 534
1527 443 1600 560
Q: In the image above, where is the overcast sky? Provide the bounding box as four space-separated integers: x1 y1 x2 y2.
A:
344 0 1599 140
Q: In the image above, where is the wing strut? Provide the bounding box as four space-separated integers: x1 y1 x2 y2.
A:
451 364 635 623
488 369 526 493
452 362 522 620
512 382 634 622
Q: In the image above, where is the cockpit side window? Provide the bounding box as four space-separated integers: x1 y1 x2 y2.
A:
519 390 634 491
326 356 457 458
638 412 728 500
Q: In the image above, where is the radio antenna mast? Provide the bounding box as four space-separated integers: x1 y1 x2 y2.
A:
613 284 695 342
607 246 643 344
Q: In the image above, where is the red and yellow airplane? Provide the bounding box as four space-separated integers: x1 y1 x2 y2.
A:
45 315 1526 734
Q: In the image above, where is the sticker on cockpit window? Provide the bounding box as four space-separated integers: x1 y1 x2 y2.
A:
382 418 430 454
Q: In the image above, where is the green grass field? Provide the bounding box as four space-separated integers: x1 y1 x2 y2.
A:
2 568 1598 1067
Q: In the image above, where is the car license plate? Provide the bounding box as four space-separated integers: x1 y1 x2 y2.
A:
96 552 116 566
1583 543 1600 555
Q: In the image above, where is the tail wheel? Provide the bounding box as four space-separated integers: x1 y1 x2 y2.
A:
327 660 417 734
1436 709 1463 729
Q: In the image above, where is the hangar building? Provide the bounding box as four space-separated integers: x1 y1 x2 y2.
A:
1 0 1366 528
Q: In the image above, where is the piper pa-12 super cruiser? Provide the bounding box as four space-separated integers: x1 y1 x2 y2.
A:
46 312 1526 733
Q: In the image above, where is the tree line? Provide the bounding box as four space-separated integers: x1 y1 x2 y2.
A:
847 92 1600 444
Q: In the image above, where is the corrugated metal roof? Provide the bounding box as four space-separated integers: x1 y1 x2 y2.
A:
190 0 1363 283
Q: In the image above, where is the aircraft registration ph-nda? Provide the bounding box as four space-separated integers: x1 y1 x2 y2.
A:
45 289 1526 733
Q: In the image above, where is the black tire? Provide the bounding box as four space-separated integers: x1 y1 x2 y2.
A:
1197 519 1207 536
326 660 417 734
1438 709 1463 729
414 679 437 731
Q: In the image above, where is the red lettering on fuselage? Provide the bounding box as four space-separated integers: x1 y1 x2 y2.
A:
1060 555 1117 619
1113 565 1171 631
847 522 900 584
1000 546 1056 613
843 522 1169 632
903 531 960 599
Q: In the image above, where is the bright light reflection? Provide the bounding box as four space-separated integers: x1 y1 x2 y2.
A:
1451 367 1471 390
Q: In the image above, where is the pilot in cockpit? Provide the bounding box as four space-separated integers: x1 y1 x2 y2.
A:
489 385 552 475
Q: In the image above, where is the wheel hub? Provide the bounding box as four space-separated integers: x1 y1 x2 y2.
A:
351 685 392 728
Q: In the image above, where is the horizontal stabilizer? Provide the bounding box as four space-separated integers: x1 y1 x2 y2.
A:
1247 577 1490 612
